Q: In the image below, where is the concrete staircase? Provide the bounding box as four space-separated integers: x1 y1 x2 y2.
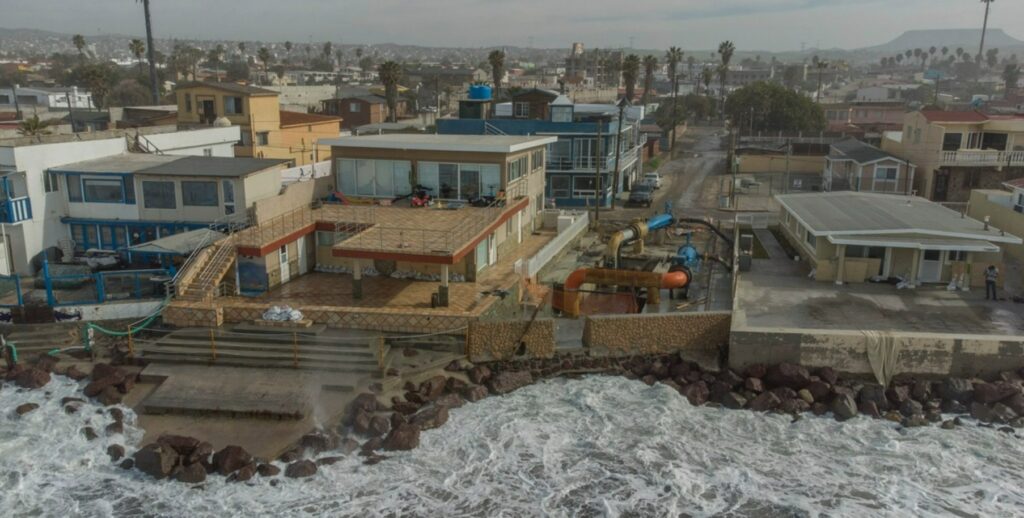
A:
1 323 80 358
177 238 236 302
138 328 389 375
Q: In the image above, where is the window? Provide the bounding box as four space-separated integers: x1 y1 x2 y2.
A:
574 176 597 197
203 148 213 157
184 93 192 113
181 181 218 206
551 106 572 123
981 132 1008 151
222 180 235 215
316 231 338 247
44 171 60 193
513 102 530 118
550 176 571 198
942 133 962 151
784 211 792 226
874 166 898 181
804 229 816 248
255 131 270 146
224 96 243 115
336 159 412 198
142 181 176 209
460 165 481 200
947 250 968 263
531 149 544 171
67 174 82 202
508 156 528 182
418 162 499 200
83 178 125 203
349 102 361 112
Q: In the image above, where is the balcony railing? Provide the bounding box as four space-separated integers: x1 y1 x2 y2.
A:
547 147 640 172
940 150 1024 167
0 196 32 223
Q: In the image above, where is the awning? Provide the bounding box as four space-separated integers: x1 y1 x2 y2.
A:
827 234 1001 253
125 228 226 255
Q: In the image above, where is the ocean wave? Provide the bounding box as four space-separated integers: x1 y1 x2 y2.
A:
2 376 1023 517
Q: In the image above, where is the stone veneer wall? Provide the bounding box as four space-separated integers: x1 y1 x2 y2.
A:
467 319 557 361
583 311 732 355
162 304 223 328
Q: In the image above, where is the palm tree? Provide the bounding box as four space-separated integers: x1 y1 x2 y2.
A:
136 0 159 103
621 54 640 102
717 40 735 120
978 0 995 64
956 47 964 59
322 41 333 60
17 115 52 137
700 67 713 100
814 60 829 102
356 47 363 59
335 50 343 68
686 55 696 82
378 61 402 122
488 49 506 103
285 41 292 54
207 45 224 82
941 46 949 57
238 42 246 55
72 34 86 62
129 39 146 76
1004 64 1021 97
257 47 272 85
665 46 683 154
641 55 657 104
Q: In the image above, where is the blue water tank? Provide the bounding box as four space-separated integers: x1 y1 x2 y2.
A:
468 85 492 101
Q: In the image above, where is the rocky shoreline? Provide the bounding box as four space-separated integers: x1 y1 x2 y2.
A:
7 351 1024 484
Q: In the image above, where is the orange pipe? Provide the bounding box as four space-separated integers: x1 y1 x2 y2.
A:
560 267 690 317
660 269 690 289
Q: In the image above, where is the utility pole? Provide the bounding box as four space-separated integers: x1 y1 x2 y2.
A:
670 71 678 159
784 137 792 194
593 122 603 228
66 91 77 133
611 98 629 209
729 130 737 208
977 0 994 64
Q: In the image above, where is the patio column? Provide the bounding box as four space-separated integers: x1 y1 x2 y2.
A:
352 259 362 299
908 249 921 288
834 244 846 285
962 252 973 291
438 264 450 307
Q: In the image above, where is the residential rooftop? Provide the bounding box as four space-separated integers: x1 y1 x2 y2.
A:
829 137 905 165
322 134 558 153
776 191 1022 244
0 124 219 148
174 81 279 96
278 110 342 127
49 154 289 178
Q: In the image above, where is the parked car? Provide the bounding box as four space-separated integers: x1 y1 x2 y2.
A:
628 184 654 207
643 172 663 189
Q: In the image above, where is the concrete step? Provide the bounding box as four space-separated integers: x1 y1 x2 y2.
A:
151 338 376 357
140 345 381 366
168 330 376 348
138 353 382 374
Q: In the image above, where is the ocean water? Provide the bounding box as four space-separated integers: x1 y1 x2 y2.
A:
2 375 1024 517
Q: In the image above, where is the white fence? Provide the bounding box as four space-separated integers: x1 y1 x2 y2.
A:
282 160 332 184
523 212 590 277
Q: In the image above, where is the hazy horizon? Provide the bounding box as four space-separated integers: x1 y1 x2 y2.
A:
1 0 1022 53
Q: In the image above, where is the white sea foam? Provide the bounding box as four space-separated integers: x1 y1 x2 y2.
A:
2 375 1024 517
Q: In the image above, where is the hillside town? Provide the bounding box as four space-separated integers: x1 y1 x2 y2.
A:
1 0 1024 515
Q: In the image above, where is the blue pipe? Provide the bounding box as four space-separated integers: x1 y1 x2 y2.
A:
646 213 674 232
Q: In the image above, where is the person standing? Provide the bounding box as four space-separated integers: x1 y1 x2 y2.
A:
985 265 999 300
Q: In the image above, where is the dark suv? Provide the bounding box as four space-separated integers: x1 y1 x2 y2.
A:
628 184 654 207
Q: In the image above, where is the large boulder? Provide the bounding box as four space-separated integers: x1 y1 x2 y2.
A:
748 392 782 412
411 405 449 430
765 363 811 390
858 384 889 411
468 365 492 385
973 382 1020 404
680 381 710 406
349 393 379 414
992 403 1018 424
1003 393 1024 416
107 444 126 462
211 445 252 476
970 402 995 422
830 393 858 421
14 368 50 389
487 371 534 395
156 435 201 457
175 462 207 484
257 463 281 477
744 377 765 393
284 460 318 478
721 392 748 409
885 385 911 405
463 385 489 402
435 393 465 409
940 378 974 403
133 443 180 479
382 423 421 451
229 463 257 483
814 367 839 385
368 416 391 437
301 431 338 453
15 403 38 416
418 375 448 401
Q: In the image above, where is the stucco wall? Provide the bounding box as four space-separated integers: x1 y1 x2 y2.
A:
730 327 1024 379
466 318 556 361
582 311 731 355
969 190 1024 263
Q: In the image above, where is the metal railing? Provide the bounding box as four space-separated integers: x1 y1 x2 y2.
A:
44 267 170 307
170 214 249 296
940 150 1024 167
0 196 32 223
233 205 319 248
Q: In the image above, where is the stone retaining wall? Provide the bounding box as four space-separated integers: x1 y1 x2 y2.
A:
467 319 556 361
162 304 223 328
730 327 1024 379
582 311 732 355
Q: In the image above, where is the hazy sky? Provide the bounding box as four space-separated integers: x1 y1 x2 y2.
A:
2 0 1022 52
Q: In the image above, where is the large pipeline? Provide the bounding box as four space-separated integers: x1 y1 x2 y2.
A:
557 266 691 318
606 213 674 268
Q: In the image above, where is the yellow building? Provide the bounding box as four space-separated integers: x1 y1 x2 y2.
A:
174 82 342 166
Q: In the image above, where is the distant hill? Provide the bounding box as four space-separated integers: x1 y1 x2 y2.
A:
864 29 1024 52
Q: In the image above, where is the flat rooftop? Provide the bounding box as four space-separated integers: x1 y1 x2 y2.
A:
777 191 1022 244
49 155 288 178
321 134 558 154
